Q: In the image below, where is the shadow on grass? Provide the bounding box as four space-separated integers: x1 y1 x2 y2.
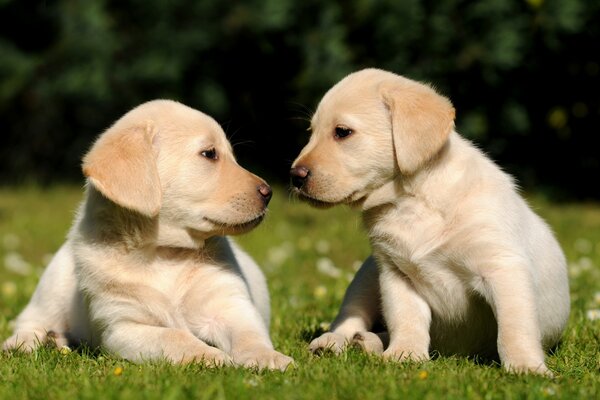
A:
299 324 327 343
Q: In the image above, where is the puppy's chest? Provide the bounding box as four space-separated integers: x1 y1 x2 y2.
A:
147 258 226 302
95 256 227 310
367 199 471 318
367 197 447 263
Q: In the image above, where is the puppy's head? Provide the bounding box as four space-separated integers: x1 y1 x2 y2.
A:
291 68 455 207
82 100 271 240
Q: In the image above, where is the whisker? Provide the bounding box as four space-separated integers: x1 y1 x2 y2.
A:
231 140 256 149
287 101 315 120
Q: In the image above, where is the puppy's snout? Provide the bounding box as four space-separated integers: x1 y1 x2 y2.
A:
290 166 310 189
258 183 272 206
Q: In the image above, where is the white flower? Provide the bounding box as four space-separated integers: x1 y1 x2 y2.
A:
568 262 581 278
586 309 600 321
266 242 294 267
4 251 32 276
568 257 595 278
316 257 341 278
541 386 557 396
578 257 594 271
315 239 330 254
244 377 259 387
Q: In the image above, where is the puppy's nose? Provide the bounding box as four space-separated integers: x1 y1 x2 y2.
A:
258 183 272 206
290 166 310 189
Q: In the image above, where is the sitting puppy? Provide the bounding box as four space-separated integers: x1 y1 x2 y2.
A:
3 100 293 370
291 69 569 375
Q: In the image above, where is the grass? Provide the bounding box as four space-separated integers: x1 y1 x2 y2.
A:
0 185 599 399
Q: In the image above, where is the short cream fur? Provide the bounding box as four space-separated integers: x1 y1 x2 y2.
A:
3 100 293 370
292 69 569 375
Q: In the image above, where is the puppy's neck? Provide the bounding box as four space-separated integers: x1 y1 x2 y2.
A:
360 179 403 211
78 187 208 254
156 220 206 249
78 185 159 251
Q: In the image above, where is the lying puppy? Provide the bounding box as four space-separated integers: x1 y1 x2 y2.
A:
3 100 293 370
291 69 569 375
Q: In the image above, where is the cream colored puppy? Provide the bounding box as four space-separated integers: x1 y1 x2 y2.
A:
3 100 293 370
291 69 569 375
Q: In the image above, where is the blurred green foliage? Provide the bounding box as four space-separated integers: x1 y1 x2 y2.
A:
0 0 598 197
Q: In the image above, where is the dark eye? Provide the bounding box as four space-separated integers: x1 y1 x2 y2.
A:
200 148 218 160
334 126 353 139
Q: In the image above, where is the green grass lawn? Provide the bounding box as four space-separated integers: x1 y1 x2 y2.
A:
0 185 599 399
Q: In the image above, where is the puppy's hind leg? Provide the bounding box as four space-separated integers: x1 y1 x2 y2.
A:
310 256 382 355
476 258 551 376
3 242 81 352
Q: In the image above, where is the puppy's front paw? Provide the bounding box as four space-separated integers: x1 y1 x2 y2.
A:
180 346 232 367
309 332 348 355
383 346 429 363
234 349 294 371
503 359 553 377
351 331 385 355
2 331 46 352
499 342 551 376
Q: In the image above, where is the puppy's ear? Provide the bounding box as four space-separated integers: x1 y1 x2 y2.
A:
82 120 161 217
381 80 455 174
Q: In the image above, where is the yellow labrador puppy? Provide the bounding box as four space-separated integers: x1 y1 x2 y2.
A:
291 69 569 375
3 100 293 370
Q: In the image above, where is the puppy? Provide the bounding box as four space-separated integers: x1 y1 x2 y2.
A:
3 100 293 370
291 69 569 375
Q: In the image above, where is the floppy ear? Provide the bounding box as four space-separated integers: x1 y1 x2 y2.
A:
82 120 161 217
381 80 455 175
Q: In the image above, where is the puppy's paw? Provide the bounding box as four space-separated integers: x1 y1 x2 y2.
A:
309 332 348 355
2 331 46 352
181 347 232 367
503 360 553 377
500 344 551 376
234 349 294 371
383 347 429 363
350 332 385 355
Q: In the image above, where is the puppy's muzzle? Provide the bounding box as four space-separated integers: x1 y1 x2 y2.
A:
290 166 310 189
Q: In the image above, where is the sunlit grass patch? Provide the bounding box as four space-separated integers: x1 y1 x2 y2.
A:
0 185 599 399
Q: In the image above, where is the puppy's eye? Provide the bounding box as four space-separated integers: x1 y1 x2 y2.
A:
200 148 218 160
334 126 353 139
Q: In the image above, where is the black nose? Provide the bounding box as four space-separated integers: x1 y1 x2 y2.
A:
290 166 310 189
258 183 272 205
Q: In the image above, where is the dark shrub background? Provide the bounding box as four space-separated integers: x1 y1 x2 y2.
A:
1 0 598 199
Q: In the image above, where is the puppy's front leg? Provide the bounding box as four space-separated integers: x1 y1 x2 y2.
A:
223 303 294 371
103 322 230 366
478 262 549 375
379 263 431 362
309 256 383 354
